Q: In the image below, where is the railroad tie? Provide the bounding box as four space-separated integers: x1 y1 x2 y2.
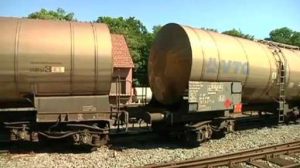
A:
247 160 273 168
230 163 245 168
265 156 297 167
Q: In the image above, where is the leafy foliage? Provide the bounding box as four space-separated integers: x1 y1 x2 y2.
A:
266 27 300 47
201 27 218 32
28 8 75 21
222 28 254 40
97 16 160 85
145 25 162 50
291 32 300 47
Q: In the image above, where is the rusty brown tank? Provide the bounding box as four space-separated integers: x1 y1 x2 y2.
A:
0 17 112 99
149 23 300 105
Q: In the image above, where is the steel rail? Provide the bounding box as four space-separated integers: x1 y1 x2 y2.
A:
143 140 300 168
0 150 8 153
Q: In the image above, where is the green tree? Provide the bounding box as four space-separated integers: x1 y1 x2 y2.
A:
267 27 293 44
152 25 162 34
97 16 159 85
222 28 254 40
28 8 75 21
145 25 162 48
266 27 300 47
201 27 218 32
291 32 300 47
140 25 162 84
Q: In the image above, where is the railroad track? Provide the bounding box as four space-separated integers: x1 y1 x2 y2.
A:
144 140 300 168
0 150 8 153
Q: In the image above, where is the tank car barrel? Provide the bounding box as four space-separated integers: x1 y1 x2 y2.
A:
149 23 300 105
0 17 112 98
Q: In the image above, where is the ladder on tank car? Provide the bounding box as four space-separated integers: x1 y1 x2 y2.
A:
272 49 287 123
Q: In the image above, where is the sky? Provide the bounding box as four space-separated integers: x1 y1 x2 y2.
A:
0 0 299 39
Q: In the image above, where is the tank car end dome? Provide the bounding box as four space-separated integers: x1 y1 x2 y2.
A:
148 23 193 105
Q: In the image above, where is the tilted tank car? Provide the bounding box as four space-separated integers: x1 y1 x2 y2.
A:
147 23 300 145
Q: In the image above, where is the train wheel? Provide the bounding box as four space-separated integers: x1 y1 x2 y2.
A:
184 123 212 147
225 120 235 133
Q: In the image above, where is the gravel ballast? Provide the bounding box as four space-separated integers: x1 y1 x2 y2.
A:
1 124 300 168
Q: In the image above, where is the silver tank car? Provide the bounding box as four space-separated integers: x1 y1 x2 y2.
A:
149 23 300 105
0 17 112 99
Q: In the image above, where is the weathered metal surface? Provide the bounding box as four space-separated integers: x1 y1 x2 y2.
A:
34 95 110 122
188 81 241 112
149 23 300 105
0 17 112 98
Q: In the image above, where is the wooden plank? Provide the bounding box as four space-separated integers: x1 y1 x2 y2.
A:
265 157 296 166
230 163 245 168
247 160 273 168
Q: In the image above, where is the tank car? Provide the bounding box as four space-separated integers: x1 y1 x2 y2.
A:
0 17 132 147
1 18 300 147
147 23 300 145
